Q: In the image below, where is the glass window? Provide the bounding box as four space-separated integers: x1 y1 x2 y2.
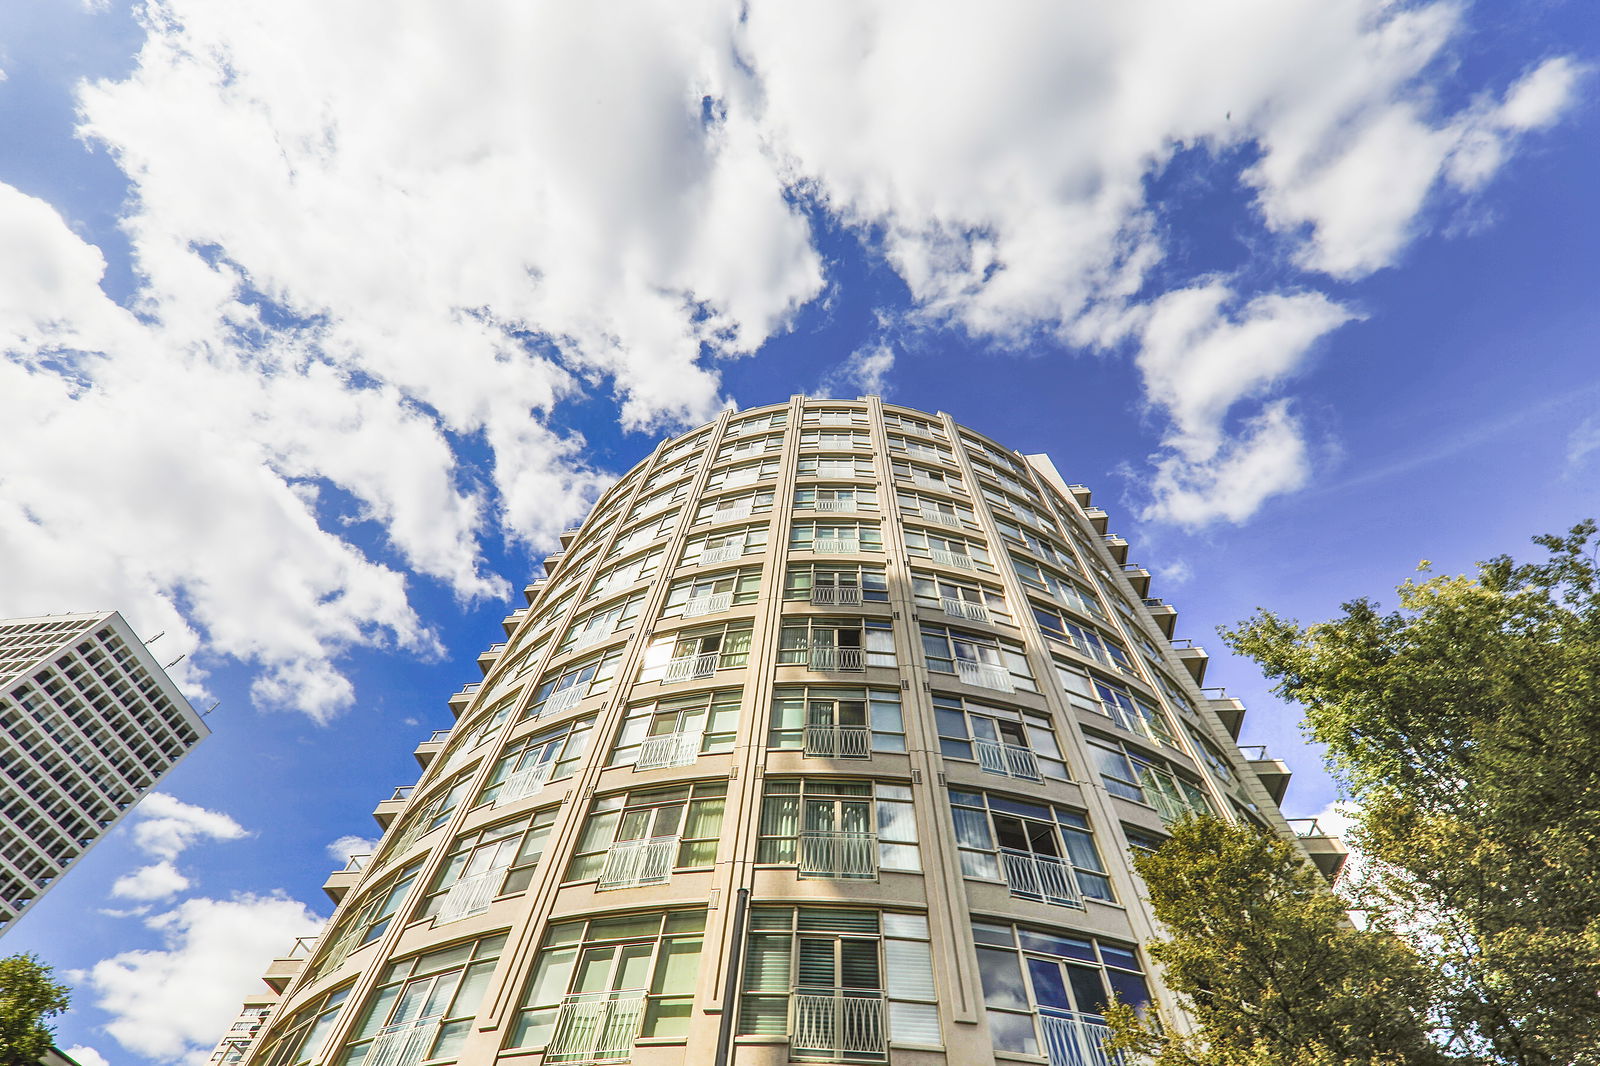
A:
416 809 557 922
564 782 727 885
767 686 906 755
336 934 507 1066
527 650 623 718
756 779 920 874
932 694 1066 780
1087 737 1213 825
659 568 761 619
256 986 351 1066
777 617 896 671
637 622 753 683
789 520 884 553
949 790 1113 904
609 689 740 768
476 717 594 807
920 625 1037 693
783 564 890 603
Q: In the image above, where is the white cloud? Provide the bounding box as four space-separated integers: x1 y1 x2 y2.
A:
1156 559 1193 587
65 1048 112 1066
326 834 378 865
1564 414 1600 476
0 0 1574 720
85 894 324 1065
126 793 247 861
110 860 191 902
822 342 896 396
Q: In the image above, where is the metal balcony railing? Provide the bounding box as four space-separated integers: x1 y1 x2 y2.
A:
635 731 702 770
435 868 502 924
723 467 762 488
791 991 887 1059
542 686 585 717
808 646 866 672
942 597 991 623
812 498 855 512
364 1016 441 1066
663 652 720 683
1000 849 1084 908
813 538 859 554
597 836 678 890
698 544 743 566
1287 817 1333 838
803 724 871 759
389 786 413 801
546 992 647 1064
569 624 609 651
711 501 753 522
929 548 976 570
682 591 732 618
811 586 863 606
922 509 964 528
818 413 854 426
428 729 453 743
973 738 1041 781
1039 1012 1123 1066
798 831 878 879
956 658 1014 692
496 761 554 807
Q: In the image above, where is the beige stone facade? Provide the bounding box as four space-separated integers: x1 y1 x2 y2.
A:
243 398 1342 1066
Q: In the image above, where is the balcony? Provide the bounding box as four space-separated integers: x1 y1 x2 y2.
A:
921 509 964 528
813 538 859 554
547 992 647 1065
798 831 878 879
413 730 449 767
495 761 554 807
477 641 507 674
1287 818 1349 884
698 544 743 566
803 723 871 758
808 646 865 673
364 1016 441 1066
929 548 975 570
1141 598 1177 637
502 607 529 636
322 853 370 904
723 467 762 489
813 499 856 512
262 936 316 993
941 597 990 623
811 586 863 607
682 591 732 618
446 683 478 714
635 730 702 770
1170 639 1209 685
1082 507 1109 534
910 473 952 494
1040 1012 1122 1066
791 991 886 1061
973 738 1041 781
1205 691 1246 739
434 868 501 924
597 836 678 890
1000 850 1083 908
955 658 1015 693
662 652 720 683
543 686 585 717
569 625 609 652
372 786 412 829
1101 534 1129 565
1120 564 1151 598
1239 745 1292 805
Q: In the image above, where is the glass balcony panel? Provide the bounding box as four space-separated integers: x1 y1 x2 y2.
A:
999 849 1083 908
597 836 679 890
547 993 648 1065
798 831 878 879
635 731 703 770
791 992 887 1059
682 592 733 618
972 738 1041 781
956 658 1014 692
663 652 720 683
808 646 865 673
802 724 871 759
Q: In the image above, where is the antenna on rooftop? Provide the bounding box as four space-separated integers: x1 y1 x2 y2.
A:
164 653 185 669
144 631 165 645
203 701 219 717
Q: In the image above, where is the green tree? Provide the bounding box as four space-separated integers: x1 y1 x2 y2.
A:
1103 815 1445 1066
1222 521 1600 1065
0 953 71 1065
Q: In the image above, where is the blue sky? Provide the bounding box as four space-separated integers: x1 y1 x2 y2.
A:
0 0 1595 1061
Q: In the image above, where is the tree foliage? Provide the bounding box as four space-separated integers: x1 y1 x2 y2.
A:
1104 815 1445 1066
1221 521 1600 1065
0 953 70 1066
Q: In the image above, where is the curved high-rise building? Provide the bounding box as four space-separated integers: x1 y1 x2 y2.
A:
243 398 1343 1066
